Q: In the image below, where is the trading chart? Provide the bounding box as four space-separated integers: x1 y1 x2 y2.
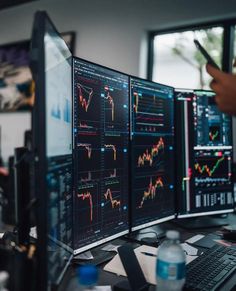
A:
131 78 175 230
73 59 129 253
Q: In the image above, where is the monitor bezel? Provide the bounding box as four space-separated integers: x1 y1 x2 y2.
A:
174 88 234 219
30 10 73 290
30 10 47 291
129 75 176 232
72 56 130 255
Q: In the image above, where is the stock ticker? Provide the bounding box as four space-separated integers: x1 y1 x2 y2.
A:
176 90 233 217
131 78 175 231
73 59 129 253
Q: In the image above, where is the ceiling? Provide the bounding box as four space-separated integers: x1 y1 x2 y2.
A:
0 0 37 10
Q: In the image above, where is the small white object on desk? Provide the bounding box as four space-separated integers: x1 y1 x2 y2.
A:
185 234 205 244
93 287 112 291
181 243 198 256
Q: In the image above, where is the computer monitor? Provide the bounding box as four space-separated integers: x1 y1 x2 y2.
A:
73 58 130 254
175 89 234 219
130 77 175 232
30 11 73 290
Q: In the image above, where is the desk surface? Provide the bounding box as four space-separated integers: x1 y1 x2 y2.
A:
59 214 236 291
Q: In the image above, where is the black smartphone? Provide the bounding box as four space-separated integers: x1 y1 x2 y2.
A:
194 39 220 70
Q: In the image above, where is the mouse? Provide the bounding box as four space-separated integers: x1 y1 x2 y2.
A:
222 230 236 241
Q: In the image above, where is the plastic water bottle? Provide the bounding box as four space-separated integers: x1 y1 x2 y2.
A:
76 265 98 290
156 230 186 291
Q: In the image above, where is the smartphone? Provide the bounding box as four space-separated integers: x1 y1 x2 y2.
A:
194 39 220 70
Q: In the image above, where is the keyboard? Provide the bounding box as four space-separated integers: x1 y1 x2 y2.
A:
185 244 236 291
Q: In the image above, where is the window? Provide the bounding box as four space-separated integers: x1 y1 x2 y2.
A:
149 20 236 90
152 27 223 89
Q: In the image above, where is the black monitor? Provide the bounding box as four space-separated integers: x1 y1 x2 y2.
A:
175 89 234 220
30 11 73 290
130 77 175 231
73 58 130 254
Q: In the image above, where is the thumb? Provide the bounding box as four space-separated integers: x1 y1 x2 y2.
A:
206 63 225 81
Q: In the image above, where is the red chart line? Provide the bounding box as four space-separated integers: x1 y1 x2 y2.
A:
139 177 164 208
77 191 93 222
78 83 93 112
138 137 164 167
104 188 121 209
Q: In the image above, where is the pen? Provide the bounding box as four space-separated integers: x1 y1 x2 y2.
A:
141 252 157 257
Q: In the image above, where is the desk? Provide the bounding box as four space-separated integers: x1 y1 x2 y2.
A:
59 214 236 291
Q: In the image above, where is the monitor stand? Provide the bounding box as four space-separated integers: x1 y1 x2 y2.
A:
126 224 166 247
174 214 229 229
73 249 116 266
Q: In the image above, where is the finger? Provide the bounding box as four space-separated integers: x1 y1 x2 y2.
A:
209 79 221 94
206 63 225 81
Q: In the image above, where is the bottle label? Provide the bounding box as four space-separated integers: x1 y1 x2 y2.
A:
156 259 185 280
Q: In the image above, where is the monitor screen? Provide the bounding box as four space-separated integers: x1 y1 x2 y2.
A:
130 77 175 231
31 11 73 290
73 58 129 254
175 89 234 218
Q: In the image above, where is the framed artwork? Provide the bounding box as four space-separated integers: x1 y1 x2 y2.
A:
0 31 75 112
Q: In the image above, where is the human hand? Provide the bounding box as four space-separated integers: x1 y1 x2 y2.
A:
206 63 236 115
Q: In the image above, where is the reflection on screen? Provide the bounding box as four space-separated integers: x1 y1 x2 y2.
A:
44 20 73 285
45 31 72 157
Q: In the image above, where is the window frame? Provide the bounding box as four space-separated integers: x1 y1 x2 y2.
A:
148 18 236 81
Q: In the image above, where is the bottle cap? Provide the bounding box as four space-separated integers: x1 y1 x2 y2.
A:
77 265 98 286
166 230 180 240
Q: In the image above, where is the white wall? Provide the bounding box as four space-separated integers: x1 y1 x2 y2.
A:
0 0 236 77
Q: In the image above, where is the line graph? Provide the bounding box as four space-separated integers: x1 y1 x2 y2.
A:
137 137 164 167
194 156 224 177
78 83 93 112
104 89 115 121
104 188 121 209
104 144 117 160
138 177 164 208
209 126 220 141
77 191 93 222
209 131 219 141
78 143 92 159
